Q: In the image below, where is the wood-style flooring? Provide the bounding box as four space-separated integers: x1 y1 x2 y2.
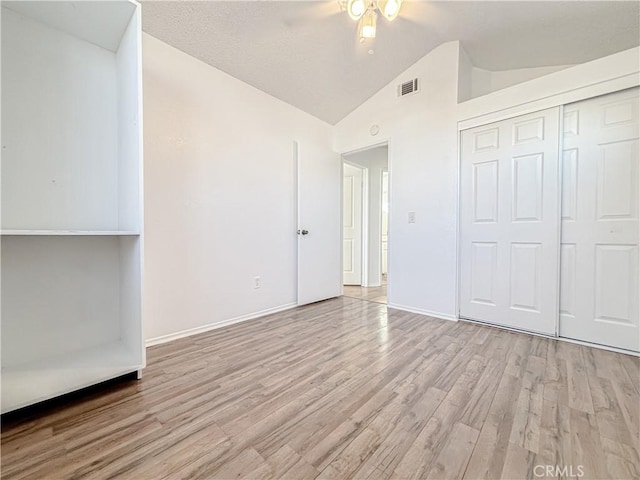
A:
343 277 387 304
2 296 639 479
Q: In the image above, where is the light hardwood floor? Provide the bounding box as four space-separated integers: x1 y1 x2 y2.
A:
343 276 387 304
2 296 638 479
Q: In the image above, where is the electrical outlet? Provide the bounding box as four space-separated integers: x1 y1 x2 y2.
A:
408 211 416 224
254 276 261 289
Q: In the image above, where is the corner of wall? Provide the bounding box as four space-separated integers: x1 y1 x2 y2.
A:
457 43 473 103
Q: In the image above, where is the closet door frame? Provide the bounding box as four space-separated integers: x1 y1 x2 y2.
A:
456 75 640 354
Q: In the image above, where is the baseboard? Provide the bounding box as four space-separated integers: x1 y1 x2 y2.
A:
387 303 458 322
461 317 640 357
557 336 640 357
145 302 298 347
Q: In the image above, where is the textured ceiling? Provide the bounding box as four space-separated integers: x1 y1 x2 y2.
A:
141 1 640 125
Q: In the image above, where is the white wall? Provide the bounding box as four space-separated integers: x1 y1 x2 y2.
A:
143 30 639 339
344 146 388 286
334 42 639 322
457 46 473 104
471 65 573 100
334 42 462 320
458 47 639 126
143 34 333 342
458 45 573 102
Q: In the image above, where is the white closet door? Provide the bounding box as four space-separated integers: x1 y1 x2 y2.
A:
560 88 639 352
460 108 561 335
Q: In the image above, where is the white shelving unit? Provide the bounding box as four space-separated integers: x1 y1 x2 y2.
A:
1 0 144 414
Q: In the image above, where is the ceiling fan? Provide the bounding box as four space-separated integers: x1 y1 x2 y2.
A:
341 0 404 42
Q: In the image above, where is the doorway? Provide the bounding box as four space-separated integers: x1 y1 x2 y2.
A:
342 145 389 304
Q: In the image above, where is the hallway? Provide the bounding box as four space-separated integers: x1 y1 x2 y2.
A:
343 275 387 304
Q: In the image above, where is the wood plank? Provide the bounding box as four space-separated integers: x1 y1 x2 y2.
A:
558 342 595 414
509 355 545 453
427 422 479 480
1 297 637 480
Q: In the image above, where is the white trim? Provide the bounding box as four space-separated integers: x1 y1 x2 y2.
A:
341 139 390 157
558 336 639 357
461 317 639 357
455 127 462 320
377 168 385 286
294 140 301 305
460 315 557 339
458 75 638 131
554 105 565 337
387 303 458 322
361 166 369 287
386 141 394 305
145 302 297 347
135 2 146 371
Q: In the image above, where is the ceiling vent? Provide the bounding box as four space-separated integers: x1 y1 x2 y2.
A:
398 78 419 97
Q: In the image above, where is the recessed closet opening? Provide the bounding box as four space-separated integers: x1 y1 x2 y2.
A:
458 87 639 354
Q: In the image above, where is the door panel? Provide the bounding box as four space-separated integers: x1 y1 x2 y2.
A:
509 242 542 312
512 154 543 222
296 141 341 306
473 160 498 223
342 164 363 285
460 107 561 335
559 88 639 351
470 242 497 305
597 141 636 219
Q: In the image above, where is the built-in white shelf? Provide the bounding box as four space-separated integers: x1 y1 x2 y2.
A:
1 341 141 413
1 0 144 414
1 230 140 236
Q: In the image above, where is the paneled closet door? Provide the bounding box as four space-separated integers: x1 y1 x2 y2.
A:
560 88 639 352
460 107 561 335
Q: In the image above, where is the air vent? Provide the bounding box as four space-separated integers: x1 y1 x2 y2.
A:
398 78 419 97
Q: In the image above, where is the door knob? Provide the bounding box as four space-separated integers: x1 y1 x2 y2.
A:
297 229 309 235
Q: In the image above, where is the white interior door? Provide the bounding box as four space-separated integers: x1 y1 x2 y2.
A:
296 141 342 306
560 88 639 352
343 163 363 285
460 107 561 335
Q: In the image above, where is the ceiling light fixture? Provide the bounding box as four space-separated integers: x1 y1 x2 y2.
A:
344 0 403 42
347 0 366 20
358 8 377 41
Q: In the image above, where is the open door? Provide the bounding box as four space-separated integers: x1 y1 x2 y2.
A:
296 141 342 305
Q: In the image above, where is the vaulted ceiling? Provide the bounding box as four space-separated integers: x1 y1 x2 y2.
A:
141 1 640 124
